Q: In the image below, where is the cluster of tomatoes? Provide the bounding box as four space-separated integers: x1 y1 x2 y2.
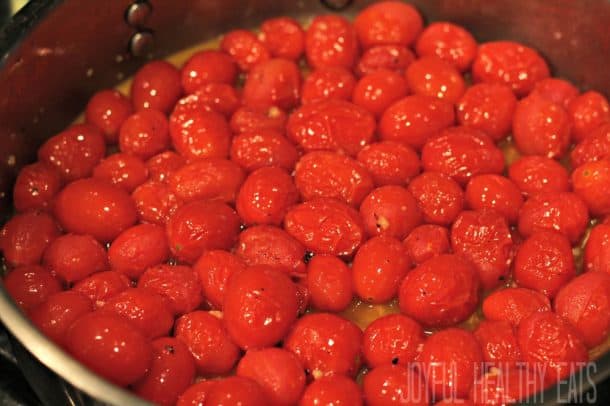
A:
2 1 610 405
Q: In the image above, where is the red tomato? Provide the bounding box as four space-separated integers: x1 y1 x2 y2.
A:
180 50 238 94
301 67 356 105
451 209 514 290
0 210 59 267
38 124 106 182
176 380 216 406
119 109 170 160
379 95 455 150
554 271 610 348
362 313 424 368
299 375 363 406
419 328 484 400
284 312 362 378
284 198 364 257
169 109 231 160
422 126 505 185
305 15 358 69
224 266 298 349
236 348 306 406
352 235 411 303
363 364 428 406
259 17 305 60
29 291 93 346
482 287 551 327
132 180 182 226
530 77 579 109
583 224 610 274
352 69 408 117
221 29 270 72
169 158 244 203
359 185 422 240
133 337 196 406
146 151 186 184
65 312 153 386
403 224 451 265
357 141 420 187
43 233 108 283
354 1 423 48
306 255 353 312
406 56 466 103
517 311 588 385
474 320 522 369
108 223 169 279
12 162 62 212
173 83 240 118
456 83 517 141
174 311 240 375
517 192 589 243
398 254 480 327
572 159 610 216
230 105 287 135
72 271 131 309
86 89 133 143
54 178 137 243
415 22 477 72
4 265 60 312
295 151 374 207
243 58 301 110
92 153 149 193
166 200 241 263
287 99 376 156
205 376 268 406
230 130 299 173
355 45 415 77
193 250 245 310
99 288 174 339
472 41 550 97
571 123 610 167
465 174 524 224
469 369 538 406
131 60 182 113
508 155 570 196
567 91 610 142
408 171 465 226
513 231 575 298
138 264 203 315
235 225 306 276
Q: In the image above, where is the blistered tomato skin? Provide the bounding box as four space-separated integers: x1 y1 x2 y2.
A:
357 141 420 187
572 159 610 216
72 271 131 309
513 231 575 298
131 60 182 113
174 310 240 375
38 124 106 182
92 153 149 193
306 255 353 312
173 83 240 118
259 17 305 60
235 225 306 276
43 234 108 284
517 192 589 243
86 89 134 143
54 178 137 243
508 155 570 196
287 99 376 156
305 15 358 70
180 50 238 94
408 171 465 226
363 364 428 406
472 41 550 97
166 200 241 263
133 337 196 406
584 224 610 274
205 376 268 406
482 287 551 327
299 375 363 406
554 271 610 348
362 313 424 368
284 312 362 378
295 151 374 207
132 180 182 226
243 58 301 110
355 45 415 77
4 265 61 311
119 109 170 160
403 224 450 265
354 1 423 48
169 109 232 160
415 22 477 72
567 91 610 142
465 174 524 224
0 211 59 267
451 209 514 290
138 264 203 315
65 312 153 387
108 224 169 280
12 162 62 212
29 291 93 346
224 266 298 349
194 250 245 310
517 311 588 385
379 95 455 150
474 320 522 368
352 69 408 117
301 67 356 105
398 254 480 328
236 348 306 406
456 83 517 141
284 198 364 257
419 328 484 400
352 235 411 303
221 29 270 72
530 77 580 109
230 105 287 134
169 158 245 203
406 56 466 103
571 123 610 167
230 130 299 173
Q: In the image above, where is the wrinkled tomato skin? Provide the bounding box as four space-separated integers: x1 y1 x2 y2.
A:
571 123 610 168
108 223 169 279
474 320 522 369
362 313 424 368
584 224 610 275
572 159 610 216
169 109 232 160
72 271 131 309
567 91 610 143
243 58 301 110
406 56 466 103
305 15 358 70
482 287 551 327
299 375 363 406
137 264 203 315
306 255 353 312
465 174 524 224
180 49 238 94
43 233 108 284
259 17 305 60
145 150 185 183
221 29 270 72
355 45 415 77
357 141 421 187
92 153 149 193
0 210 59 267
132 180 182 226
415 22 477 72
86 89 134 143
301 67 356 105
354 1 423 49
194 250 245 310
363 364 428 406
4 265 62 311
508 156 570 196
352 69 409 117
408 171 464 226
230 105 287 135
12 162 62 212
172 83 240 118
131 60 182 113
403 224 451 265
230 130 299 173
